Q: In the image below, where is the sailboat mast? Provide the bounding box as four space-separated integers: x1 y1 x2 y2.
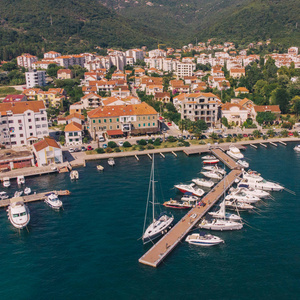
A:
152 154 155 222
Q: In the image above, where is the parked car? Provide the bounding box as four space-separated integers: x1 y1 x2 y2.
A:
288 131 293 136
200 135 207 139
218 134 223 138
228 134 233 138
87 145 93 151
102 144 108 149
74 147 80 152
167 122 172 126
233 134 237 138
243 134 248 137
118 141 124 147
223 133 228 138
99 136 105 142
81 146 87 151
69 148 74 153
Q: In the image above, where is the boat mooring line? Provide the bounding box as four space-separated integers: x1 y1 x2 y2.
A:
284 188 296 195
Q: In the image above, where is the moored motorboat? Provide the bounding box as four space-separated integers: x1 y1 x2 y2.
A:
208 201 242 221
7 198 30 229
17 175 25 185
192 178 215 188
203 159 220 164
237 160 249 168
225 190 260 204
70 170 79 180
108 158 115 166
174 183 205 197
229 186 270 199
202 165 226 175
199 218 243 231
226 146 244 160
225 199 254 211
181 193 199 202
163 198 197 209
185 232 224 246
45 193 63 210
97 165 104 171
3 177 10 187
202 155 216 160
24 187 31 195
201 171 223 180
294 145 300 152
0 191 9 200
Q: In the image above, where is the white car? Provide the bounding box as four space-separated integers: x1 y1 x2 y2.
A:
99 136 105 142
118 141 124 147
69 148 74 153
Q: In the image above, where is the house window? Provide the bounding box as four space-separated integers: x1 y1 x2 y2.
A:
19 127 22 130
30 133 33 136
153 123 155 126
75 138 79 142
148 123 150 126
98 120 101 123
117 125 119 129
20 134 24 137
117 118 119 122
18 120 22 123
148 116 150 120
28 119 32 122
109 126 112 129
143 123 145 127
104 119 106 123
93 120 95 123
29 126 32 129
74 132 78 136
69 132 73 136
138 124 141 127
109 119 112 123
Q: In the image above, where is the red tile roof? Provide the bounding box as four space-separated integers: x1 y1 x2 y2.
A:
65 121 82 132
0 101 45 116
33 137 61 152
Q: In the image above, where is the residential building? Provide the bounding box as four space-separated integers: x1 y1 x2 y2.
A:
25 70 46 88
176 62 196 78
57 69 73 79
0 149 34 170
66 113 85 125
3 95 27 103
33 137 63 166
177 92 221 127
125 49 144 62
251 105 281 120
65 122 83 146
0 101 49 147
37 90 66 107
44 51 61 59
17 53 38 69
69 102 84 115
234 87 249 97
32 61 59 70
154 92 171 103
230 68 246 78
23 88 43 101
221 103 248 126
87 102 159 137
81 93 102 109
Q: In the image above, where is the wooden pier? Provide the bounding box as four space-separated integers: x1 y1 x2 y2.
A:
0 190 71 208
211 148 240 170
139 169 242 267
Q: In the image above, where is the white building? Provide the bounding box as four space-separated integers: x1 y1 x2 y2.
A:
176 62 196 79
25 70 46 88
33 137 63 166
125 49 144 62
148 49 167 58
0 101 49 147
44 51 61 59
17 53 38 69
221 103 248 126
65 122 83 146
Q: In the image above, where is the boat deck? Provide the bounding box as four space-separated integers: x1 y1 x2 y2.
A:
138 169 242 267
0 190 71 208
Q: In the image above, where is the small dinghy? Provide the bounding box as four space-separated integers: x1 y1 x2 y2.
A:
97 165 104 171
108 158 115 166
24 187 31 195
203 159 220 164
70 170 79 180
202 155 216 160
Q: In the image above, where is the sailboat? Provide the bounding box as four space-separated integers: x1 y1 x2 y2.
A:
208 200 242 221
142 155 174 245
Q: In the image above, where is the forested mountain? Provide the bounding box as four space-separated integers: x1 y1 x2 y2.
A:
0 0 299 60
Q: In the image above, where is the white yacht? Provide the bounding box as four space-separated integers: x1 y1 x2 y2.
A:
108 158 115 166
174 183 205 197
3 177 10 187
225 199 254 211
70 170 79 180
225 190 260 204
0 191 9 200
241 170 284 191
7 198 30 229
201 171 223 180
237 160 249 168
208 201 242 221
163 197 198 209
202 155 216 160
294 145 300 152
185 233 224 246
199 218 243 231
45 193 63 210
142 155 174 244
192 178 215 188
229 187 270 199
202 165 226 175
226 146 244 160
24 187 31 195
17 175 25 185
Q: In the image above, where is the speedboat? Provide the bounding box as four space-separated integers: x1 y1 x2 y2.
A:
225 199 254 211
0 191 9 200
237 160 249 168
174 183 205 197
225 190 260 204
294 145 300 152
45 193 63 210
185 233 224 246
24 187 31 195
97 165 104 171
163 198 197 209
181 193 199 202
108 158 115 166
202 155 216 160
201 171 222 180
229 187 270 199
7 198 30 229
70 170 79 180
17 175 25 185
241 170 284 191
203 159 220 164
226 146 244 160
192 178 215 188
3 177 10 187
199 218 243 231
202 165 226 175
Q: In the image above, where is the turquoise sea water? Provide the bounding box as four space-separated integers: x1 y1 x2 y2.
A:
0 143 300 300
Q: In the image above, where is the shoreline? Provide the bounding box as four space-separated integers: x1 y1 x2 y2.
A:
1 136 299 180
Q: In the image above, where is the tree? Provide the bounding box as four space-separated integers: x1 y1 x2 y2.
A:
271 88 290 114
267 129 275 137
252 130 261 138
123 141 131 147
47 63 61 77
221 117 229 128
1 61 17 71
292 96 300 117
107 141 117 148
256 111 276 125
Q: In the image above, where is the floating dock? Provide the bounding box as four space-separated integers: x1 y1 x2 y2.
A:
211 148 240 170
0 190 71 208
139 169 242 267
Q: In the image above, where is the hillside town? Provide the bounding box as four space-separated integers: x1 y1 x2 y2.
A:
0 40 299 171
